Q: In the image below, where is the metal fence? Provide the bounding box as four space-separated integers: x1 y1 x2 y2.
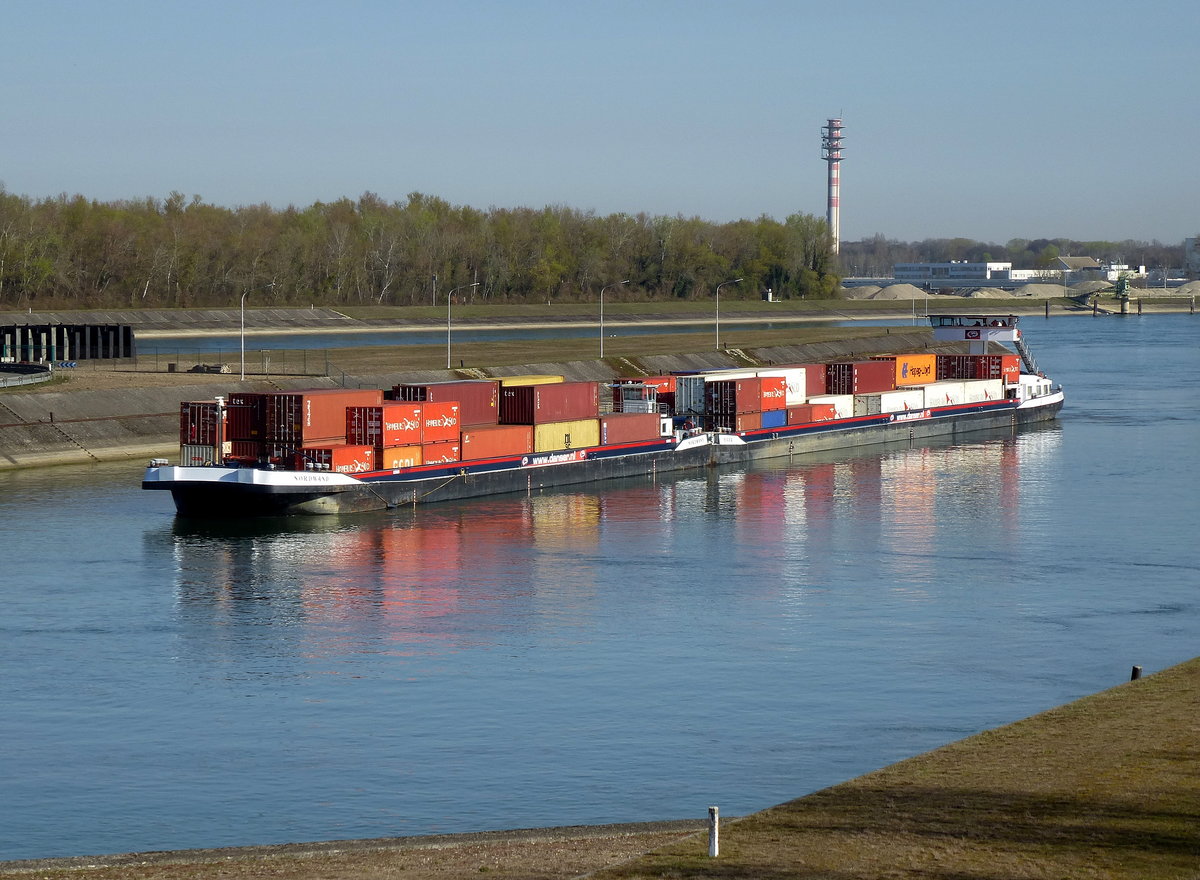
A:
0 368 54 388
89 347 335 378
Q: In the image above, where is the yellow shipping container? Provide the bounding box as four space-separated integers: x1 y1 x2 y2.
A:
499 374 564 386
533 418 600 453
892 353 937 386
380 445 423 469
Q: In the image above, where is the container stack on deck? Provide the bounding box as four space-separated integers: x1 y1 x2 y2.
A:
176 351 1027 474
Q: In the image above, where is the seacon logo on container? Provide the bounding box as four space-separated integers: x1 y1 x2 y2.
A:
521 449 589 467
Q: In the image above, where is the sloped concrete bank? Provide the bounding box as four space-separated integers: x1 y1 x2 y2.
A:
0 332 936 470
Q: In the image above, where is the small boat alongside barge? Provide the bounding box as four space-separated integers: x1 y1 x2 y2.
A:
143 315 1063 516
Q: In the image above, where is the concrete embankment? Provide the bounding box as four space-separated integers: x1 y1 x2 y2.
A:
0 377 337 469
0 331 935 470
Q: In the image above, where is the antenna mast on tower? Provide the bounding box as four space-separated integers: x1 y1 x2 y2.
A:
821 118 844 254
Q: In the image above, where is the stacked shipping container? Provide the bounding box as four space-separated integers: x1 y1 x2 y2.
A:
177 350 1025 473
498 381 602 452
936 354 1020 383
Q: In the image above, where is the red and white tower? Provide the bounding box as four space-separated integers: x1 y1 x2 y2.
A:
821 118 844 254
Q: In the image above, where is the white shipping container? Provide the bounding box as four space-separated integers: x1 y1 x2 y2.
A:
180 443 219 466
879 388 926 413
807 393 854 420
703 370 759 382
757 368 808 406
961 378 1005 403
923 381 967 408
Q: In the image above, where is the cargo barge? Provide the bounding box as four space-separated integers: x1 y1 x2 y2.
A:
143 315 1064 516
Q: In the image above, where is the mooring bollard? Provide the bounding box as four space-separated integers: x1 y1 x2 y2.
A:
1131 665 1142 681
708 805 719 857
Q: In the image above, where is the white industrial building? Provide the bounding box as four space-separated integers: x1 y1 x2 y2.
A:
894 257 1146 287
893 262 1013 284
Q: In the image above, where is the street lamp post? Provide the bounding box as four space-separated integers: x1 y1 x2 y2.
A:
715 278 742 350
447 282 480 369
599 280 629 358
240 282 275 380
240 291 250 380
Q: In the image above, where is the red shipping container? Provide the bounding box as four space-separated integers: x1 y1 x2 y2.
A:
391 380 499 427
180 401 226 445
499 381 599 425
977 354 1021 382
599 412 661 445
226 391 267 440
296 444 376 474
712 411 761 432
460 424 534 460
422 440 462 464
421 401 461 443
264 389 383 444
786 404 813 425
228 440 262 462
937 354 978 381
787 403 838 424
347 403 423 447
759 376 788 411
799 363 827 397
826 361 896 395
705 378 762 415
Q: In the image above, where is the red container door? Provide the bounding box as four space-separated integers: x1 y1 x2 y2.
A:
499 382 599 424
786 404 814 425
827 363 853 395
226 392 266 440
851 360 896 394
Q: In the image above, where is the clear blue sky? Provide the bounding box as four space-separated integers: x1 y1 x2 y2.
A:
4 0 1197 244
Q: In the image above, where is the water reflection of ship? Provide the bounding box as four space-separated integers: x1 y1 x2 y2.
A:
165 422 1063 660
734 422 1064 592
166 490 613 653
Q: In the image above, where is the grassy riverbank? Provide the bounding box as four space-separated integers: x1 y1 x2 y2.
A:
5 658 1196 879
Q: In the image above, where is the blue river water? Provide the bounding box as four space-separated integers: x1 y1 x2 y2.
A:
0 314 1196 861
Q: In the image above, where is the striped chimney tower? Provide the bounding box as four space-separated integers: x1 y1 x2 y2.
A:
821 118 844 254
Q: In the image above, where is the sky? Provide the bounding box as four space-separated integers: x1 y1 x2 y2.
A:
4 0 1197 245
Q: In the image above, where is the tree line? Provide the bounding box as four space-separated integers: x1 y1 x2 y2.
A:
0 189 841 310
840 233 1187 279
